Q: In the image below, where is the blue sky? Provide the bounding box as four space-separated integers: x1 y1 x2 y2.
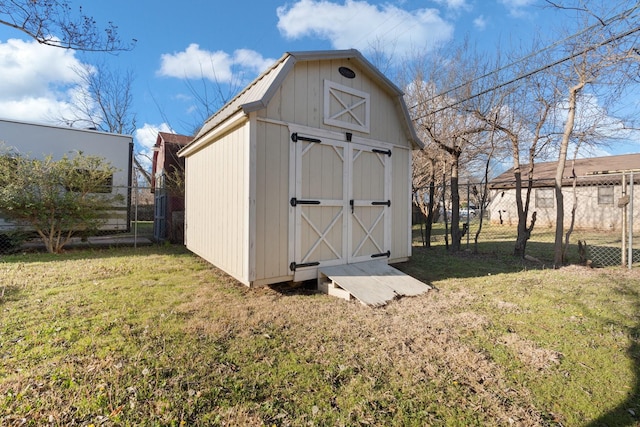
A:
0 0 636 170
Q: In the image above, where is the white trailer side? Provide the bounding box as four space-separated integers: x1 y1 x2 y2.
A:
0 118 133 232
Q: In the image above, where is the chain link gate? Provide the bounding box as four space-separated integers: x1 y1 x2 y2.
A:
413 174 639 269
588 171 638 268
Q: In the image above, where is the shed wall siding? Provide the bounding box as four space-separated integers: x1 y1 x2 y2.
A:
261 59 408 148
390 147 411 261
254 120 292 282
184 122 250 284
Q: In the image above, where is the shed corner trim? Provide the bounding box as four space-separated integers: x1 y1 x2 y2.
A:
178 111 248 157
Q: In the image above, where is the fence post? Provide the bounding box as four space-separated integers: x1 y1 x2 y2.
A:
622 173 627 267
466 182 470 249
134 173 139 249
629 171 634 269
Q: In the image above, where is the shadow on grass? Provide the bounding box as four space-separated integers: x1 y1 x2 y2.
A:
585 281 640 426
398 244 547 282
405 242 640 425
0 285 22 306
0 243 190 264
404 236 627 282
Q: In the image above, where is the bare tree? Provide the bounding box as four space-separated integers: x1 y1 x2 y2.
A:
411 147 446 247
178 62 249 136
0 0 134 52
57 61 151 185
471 43 562 259
63 61 136 133
547 0 640 266
407 44 490 252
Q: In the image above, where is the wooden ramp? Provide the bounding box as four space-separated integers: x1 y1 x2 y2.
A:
318 260 431 307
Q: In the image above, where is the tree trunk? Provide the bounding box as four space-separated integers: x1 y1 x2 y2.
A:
554 82 583 267
450 155 462 252
563 159 578 263
473 134 496 254
425 179 436 248
513 169 527 258
442 165 449 251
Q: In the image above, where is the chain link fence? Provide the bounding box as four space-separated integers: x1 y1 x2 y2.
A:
0 185 157 254
413 173 639 268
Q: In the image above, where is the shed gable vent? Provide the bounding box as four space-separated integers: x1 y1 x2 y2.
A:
339 66 356 79
323 80 370 134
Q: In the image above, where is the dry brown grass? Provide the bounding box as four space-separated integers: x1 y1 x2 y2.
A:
1 246 638 426
173 274 550 425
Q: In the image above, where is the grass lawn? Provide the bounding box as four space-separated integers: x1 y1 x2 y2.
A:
1 245 639 426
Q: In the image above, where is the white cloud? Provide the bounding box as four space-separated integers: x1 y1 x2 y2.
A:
134 122 173 172
550 93 640 157
433 0 470 11
498 0 536 16
473 15 488 30
276 0 454 57
157 44 275 83
135 122 172 150
0 38 87 123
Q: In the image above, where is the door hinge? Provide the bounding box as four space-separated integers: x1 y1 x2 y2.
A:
371 200 391 207
372 148 392 157
291 133 321 143
371 250 391 258
290 197 321 207
290 261 321 271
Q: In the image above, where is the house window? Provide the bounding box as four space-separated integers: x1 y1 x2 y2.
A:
598 186 614 205
535 188 554 208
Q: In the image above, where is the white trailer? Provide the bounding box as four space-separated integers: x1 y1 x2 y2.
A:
0 118 133 232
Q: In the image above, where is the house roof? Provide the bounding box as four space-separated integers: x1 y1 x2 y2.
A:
151 132 192 189
182 49 422 153
157 132 192 146
491 153 640 189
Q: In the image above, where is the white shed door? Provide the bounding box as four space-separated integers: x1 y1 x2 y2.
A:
349 144 391 263
291 133 391 279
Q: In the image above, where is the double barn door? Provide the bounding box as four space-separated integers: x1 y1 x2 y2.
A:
291 134 391 279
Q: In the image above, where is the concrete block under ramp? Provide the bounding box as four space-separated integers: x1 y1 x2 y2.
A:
318 260 431 307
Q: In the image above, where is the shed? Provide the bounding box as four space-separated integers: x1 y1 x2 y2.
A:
151 132 192 243
178 49 424 289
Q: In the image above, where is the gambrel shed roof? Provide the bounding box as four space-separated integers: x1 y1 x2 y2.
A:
181 49 422 155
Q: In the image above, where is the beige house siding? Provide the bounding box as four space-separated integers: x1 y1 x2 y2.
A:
261 59 409 148
184 120 251 285
488 185 640 230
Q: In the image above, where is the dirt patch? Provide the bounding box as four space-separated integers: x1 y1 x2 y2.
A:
499 333 563 371
493 299 525 314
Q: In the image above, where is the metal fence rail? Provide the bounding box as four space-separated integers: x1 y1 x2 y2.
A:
413 173 639 268
0 185 155 254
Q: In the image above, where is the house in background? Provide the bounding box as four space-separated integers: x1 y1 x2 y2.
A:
151 132 192 243
178 49 425 290
488 153 640 230
0 117 133 232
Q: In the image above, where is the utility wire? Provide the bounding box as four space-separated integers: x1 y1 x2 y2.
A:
409 3 640 115
412 21 640 119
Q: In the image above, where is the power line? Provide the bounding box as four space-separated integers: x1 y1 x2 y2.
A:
407 22 594 111
409 3 640 115
412 21 640 119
